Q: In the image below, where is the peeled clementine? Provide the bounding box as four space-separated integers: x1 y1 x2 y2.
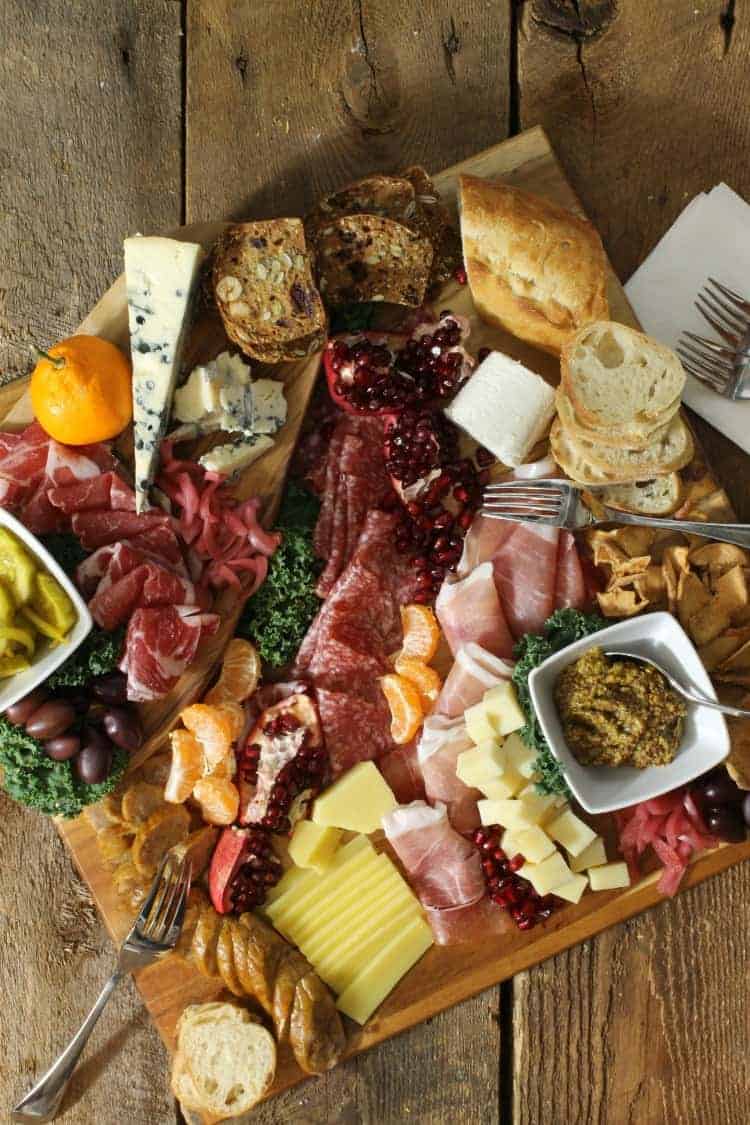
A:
400 604 441 663
30 335 132 445
380 673 423 745
394 654 442 711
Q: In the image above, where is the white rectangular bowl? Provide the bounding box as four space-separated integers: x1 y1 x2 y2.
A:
0 508 93 713
527 613 731 814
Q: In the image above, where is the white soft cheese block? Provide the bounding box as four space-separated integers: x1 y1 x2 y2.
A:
444 351 556 467
588 862 631 891
124 235 204 511
569 835 607 874
199 434 274 476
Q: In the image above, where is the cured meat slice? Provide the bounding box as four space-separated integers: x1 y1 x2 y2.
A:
315 467 349 598
436 562 514 661
89 562 196 631
456 514 516 578
22 480 67 534
48 472 136 514
72 510 173 550
417 715 480 833
491 523 559 637
315 688 393 775
554 530 586 611
76 540 189 599
120 606 220 702
127 525 185 567
313 426 346 560
45 441 102 485
437 643 514 718
377 740 425 804
426 895 513 944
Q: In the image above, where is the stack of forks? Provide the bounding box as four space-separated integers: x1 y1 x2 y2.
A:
676 277 750 399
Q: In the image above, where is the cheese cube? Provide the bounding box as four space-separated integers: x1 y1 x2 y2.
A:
546 809 596 858
518 785 559 826
312 761 397 834
502 732 538 778
288 821 342 873
479 773 524 800
520 851 572 895
464 701 497 744
588 862 631 891
455 740 504 787
553 874 589 904
569 835 608 874
478 798 536 830
482 682 525 736
515 825 556 864
500 829 524 859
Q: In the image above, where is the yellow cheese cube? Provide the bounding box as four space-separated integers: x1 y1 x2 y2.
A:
520 851 572 895
336 915 434 1024
517 785 559 826
464 701 497 744
455 740 504 786
500 828 523 859
288 821 342 873
588 862 631 891
515 825 556 864
569 835 607 874
502 732 538 778
546 809 596 858
553 873 589 904
478 798 536 830
479 772 524 800
312 761 397 834
481 681 525 736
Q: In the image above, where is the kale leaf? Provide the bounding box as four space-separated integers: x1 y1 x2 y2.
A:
40 532 89 578
47 625 126 690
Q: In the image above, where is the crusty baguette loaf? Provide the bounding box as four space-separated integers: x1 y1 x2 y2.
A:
555 387 674 452
550 416 693 484
561 321 686 428
458 175 609 355
594 473 683 515
213 220 326 363
312 213 433 307
171 1002 276 1122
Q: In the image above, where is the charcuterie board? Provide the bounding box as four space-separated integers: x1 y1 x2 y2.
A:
3 125 750 1105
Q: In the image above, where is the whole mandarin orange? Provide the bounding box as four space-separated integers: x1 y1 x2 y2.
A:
30 335 132 444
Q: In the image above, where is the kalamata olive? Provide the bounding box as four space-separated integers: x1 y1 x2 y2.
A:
705 805 746 844
4 687 49 726
699 772 743 806
743 793 750 828
25 700 76 741
44 734 81 761
92 673 128 706
75 730 114 785
102 706 143 752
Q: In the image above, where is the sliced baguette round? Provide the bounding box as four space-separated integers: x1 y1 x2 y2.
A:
550 419 641 485
555 387 675 452
550 417 693 485
172 1002 276 1122
561 321 686 427
594 473 683 515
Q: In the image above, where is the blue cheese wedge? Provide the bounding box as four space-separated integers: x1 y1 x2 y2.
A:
444 351 556 467
124 235 204 511
199 434 274 477
251 378 287 435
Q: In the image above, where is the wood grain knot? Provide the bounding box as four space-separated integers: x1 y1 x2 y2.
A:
531 0 618 40
340 36 400 135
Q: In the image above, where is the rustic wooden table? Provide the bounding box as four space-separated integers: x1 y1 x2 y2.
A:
1 3 749 1123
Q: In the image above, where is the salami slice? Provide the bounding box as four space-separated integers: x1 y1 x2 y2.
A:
315 688 394 776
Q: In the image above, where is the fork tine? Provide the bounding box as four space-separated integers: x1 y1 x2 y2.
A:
681 331 738 361
482 483 565 499
707 277 750 317
141 855 179 939
680 362 730 393
695 295 745 345
676 348 732 384
134 853 173 929
151 860 191 944
701 289 750 333
480 508 559 526
678 338 735 370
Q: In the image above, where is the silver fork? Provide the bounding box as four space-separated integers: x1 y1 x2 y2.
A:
481 479 750 549
676 277 750 399
12 853 191 1123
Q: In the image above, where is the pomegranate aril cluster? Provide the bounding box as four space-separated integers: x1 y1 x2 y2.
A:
229 828 283 912
472 826 559 932
397 314 467 400
329 338 413 412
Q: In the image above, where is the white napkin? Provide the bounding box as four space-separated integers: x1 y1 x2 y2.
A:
625 183 750 453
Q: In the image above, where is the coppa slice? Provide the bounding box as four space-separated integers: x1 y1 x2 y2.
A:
123 236 204 513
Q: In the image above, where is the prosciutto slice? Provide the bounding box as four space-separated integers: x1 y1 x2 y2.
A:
437 643 514 718
417 715 480 832
120 606 220 702
436 562 514 660
554 530 586 610
456 514 515 578
377 740 426 804
491 523 559 637
48 472 136 514
382 802 509 944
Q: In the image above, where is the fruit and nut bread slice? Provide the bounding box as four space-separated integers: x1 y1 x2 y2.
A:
305 174 417 239
400 165 459 286
171 1002 276 1123
313 214 433 306
213 219 326 363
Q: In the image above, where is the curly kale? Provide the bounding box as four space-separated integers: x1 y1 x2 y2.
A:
47 625 126 690
275 480 321 532
0 716 127 818
40 532 89 579
512 608 607 795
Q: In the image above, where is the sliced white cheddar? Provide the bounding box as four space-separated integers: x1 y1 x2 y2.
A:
478 798 536 830
569 835 608 874
546 809 596 858
553 873 589 904
481 681 525 736
288 821 342 873
313 884 419 979
502 732 538 779
515 825 556 864
312 761 397 834
464 702 498 744
517 785 559 826
325 902 423 995
264 834 369 912
336 915 434 1025
588 862 631 891
520 851 572 895
265 837 374 924
284 859 394 948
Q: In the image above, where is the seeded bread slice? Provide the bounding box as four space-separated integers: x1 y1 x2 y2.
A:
213 220 326 363
555 388 676 452
595 474 683 515
312 214 433 307
400 165 457 286
561 321 686 428
550 416 694 484
305 175 416 241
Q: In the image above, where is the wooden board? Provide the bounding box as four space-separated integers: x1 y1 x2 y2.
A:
4 126 750 1105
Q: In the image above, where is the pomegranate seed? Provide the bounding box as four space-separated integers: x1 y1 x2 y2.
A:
454 264 467 284
509 854 525 873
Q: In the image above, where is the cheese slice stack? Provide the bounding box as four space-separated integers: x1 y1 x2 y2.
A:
263 835 432 1024
123 235 204 511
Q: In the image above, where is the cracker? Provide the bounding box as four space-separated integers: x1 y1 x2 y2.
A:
312 214 433 307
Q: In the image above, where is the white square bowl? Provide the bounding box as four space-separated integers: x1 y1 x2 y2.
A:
0 508 93 713
527 612 731 814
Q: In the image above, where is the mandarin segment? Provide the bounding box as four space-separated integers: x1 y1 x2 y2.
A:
400 604 440 662
394 654 442 711
204 638 261 704
214 700 245 742
380 673 423 745
180 703 234 767
192 777 240 826
165 730 204 803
